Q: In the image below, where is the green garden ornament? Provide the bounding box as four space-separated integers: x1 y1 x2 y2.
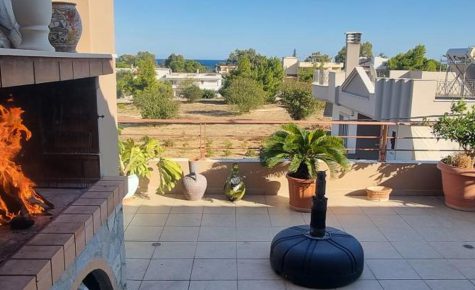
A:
224 163 246 201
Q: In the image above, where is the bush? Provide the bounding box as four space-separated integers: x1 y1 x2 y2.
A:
182 85 203 102
280 81 322 120
134 81 179 119
222 77 265 113
202 89 217 99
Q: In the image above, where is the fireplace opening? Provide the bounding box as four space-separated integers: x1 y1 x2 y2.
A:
80 269 114 290
0 78 101 189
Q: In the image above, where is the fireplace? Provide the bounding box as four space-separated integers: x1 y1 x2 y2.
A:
0 50 126 290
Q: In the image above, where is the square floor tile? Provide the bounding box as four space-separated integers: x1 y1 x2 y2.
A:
201 214 236 227
366 259 420 279
337 280 383 290
125 242 156 259
153 242 197 259
269 214 305 227
203 207 236 215
166 213 202 226
238 280 286 290
408 259 465 279
170 206 204 214
144 259 193 280
361 241 401 259
189 280 238 290
391 241 442 258
236 227 273 242
236 207 269 215
378 280 429 290
137 205 171 214
425 280 475 290
139 280 189 290
237 259 279 280
130 214 168 226
450 259 475 279
196 242 236 258
191 259 237 280
126 258 150 280
237 215 271 227
160 227 200 242
126 280 141 290
430 242 475 259
125 226 162 242
237 241 270 259
199 227 237 242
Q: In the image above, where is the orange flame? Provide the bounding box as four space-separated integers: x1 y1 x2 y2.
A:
0 104 50 225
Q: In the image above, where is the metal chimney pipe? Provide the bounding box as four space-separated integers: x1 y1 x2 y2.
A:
345 32 362 77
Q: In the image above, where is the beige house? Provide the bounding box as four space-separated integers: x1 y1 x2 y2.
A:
282 56 343 77
313 32 475 161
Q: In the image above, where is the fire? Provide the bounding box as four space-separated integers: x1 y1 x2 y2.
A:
0 103 51 225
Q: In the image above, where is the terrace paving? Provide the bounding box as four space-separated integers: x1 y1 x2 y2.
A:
123 193 475 290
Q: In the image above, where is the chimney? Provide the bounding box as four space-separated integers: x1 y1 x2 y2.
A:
345 32 362 77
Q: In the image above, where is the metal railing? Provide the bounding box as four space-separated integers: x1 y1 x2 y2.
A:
118 117 454 162
436 79 475 99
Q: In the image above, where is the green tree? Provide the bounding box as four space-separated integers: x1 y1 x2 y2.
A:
335 41 373 64
222 77 266 113
164 53 207 73
134 52 158 92
298 67 315 83
387 45 441 71
134 81 179 119
223 49 284 102
182 84 203 102
305 52 331 63
280 81 323 120
116 70 134 98
116 54 136 68
202 89 216 99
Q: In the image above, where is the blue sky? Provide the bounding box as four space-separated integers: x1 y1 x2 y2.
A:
115 0 475 60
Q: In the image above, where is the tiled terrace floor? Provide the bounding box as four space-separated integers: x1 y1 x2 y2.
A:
123 194 475 290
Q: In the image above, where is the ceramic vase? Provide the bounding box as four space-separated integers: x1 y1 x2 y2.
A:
49 1 82 52
183 161 207 201
11 0 55 51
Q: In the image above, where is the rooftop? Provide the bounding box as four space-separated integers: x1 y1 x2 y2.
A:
123 192 475 290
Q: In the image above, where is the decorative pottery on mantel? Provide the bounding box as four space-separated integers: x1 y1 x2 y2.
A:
11 0 55 51
182 161 207 201
49 1 82 52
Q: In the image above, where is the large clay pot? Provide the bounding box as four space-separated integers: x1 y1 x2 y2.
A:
11 0 55 51
124 174 139 199
49 1 82 52
287 174 316 212
437 161 475 211
182 161 207 201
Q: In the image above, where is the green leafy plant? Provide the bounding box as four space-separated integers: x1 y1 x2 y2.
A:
433 100 475 168
222 77 266 113
119 136 183 193
280 81 323 120
181 84 203 103
202 89 217 99
134 82 179 119
260 124 349 179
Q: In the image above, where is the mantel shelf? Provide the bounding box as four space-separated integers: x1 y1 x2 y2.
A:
0 49 114 88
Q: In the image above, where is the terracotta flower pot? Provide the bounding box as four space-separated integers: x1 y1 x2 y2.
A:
286 174 316 212
437 161 475 211
366 186 392 201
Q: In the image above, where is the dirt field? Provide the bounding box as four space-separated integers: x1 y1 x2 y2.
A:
118 99 326 159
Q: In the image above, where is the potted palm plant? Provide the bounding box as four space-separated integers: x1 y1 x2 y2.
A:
433 100 475 211
260 124 349 211
119 136 182 198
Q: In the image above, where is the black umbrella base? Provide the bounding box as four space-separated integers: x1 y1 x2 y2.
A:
270 225 364 289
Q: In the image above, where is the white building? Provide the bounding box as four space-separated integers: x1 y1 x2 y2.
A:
156 70 223 97
312 32 475 162
282 56 343 77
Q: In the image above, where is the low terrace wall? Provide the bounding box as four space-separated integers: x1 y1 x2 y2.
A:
141 159 442 198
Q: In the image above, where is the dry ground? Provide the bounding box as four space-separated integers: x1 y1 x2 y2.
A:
118 99 326 159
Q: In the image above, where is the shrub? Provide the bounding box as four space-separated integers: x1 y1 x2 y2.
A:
433 100 475 168
182 84 203 102
280 81 322 120
202 89 217 99
222 77 266 113
134 81 179 119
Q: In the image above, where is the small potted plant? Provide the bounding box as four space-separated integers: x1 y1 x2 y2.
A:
119 136 182 198
433 100 475 210
260 124 349 211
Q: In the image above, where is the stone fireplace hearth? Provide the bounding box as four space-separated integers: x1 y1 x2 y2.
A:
0 49 126 290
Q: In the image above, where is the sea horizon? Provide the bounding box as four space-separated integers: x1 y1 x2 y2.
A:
156 59 225 71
